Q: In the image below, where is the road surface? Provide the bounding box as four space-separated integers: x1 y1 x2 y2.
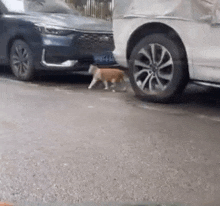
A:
0 68 220 206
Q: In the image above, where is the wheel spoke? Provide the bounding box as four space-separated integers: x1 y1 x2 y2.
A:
22 49 28 60
15 46 22 58
157 46 167 66
14 64 19 71
138 48 153 65
18 64 22 75
155 75 164 90
13 61 20 66
20 64 24 74
22 64 27 73
158 59 173 70
12 55 19 61
134 69 150 80
150 44 156 64
22 62 29 71
12 55 20 65
158 72 173 81
149 75 155 92
134 60 151 69
22 49 27 58
141 73 152 90
15 46 19 55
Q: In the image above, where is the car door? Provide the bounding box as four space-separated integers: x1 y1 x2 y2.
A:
192 0 220 83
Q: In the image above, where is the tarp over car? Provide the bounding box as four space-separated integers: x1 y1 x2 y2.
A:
113 0 219 22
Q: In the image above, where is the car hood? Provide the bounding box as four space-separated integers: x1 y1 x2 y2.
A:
6 13 112 33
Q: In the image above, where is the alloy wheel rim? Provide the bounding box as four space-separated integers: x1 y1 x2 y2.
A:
11 45 29 76
133 43 174 94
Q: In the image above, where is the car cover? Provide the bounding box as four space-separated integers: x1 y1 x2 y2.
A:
113 0 219 22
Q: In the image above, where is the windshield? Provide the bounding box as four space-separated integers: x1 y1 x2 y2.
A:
1 0 80 14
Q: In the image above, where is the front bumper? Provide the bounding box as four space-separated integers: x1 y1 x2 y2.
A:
34 32 116 71
41 49 78 68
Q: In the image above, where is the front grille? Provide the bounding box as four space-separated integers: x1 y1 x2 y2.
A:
77 33 114 53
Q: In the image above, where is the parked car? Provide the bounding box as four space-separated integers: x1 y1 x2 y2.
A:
0 0 116 81
113 0 220 102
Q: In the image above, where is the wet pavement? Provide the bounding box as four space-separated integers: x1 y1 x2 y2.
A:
0 67 220 206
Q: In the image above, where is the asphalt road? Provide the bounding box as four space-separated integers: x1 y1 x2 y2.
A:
0 67 220 206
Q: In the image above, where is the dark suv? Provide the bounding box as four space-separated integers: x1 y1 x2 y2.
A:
0 0 115 80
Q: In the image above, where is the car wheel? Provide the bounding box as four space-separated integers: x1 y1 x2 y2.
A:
129 34 188 103
10 40 35 81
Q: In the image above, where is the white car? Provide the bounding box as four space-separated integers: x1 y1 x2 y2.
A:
113 0 220 102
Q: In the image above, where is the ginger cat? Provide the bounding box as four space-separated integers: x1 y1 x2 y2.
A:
88 65 127 92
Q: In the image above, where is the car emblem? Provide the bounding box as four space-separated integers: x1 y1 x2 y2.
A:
99 36 109 41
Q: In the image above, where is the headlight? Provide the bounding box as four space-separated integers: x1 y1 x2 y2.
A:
35 25 74 36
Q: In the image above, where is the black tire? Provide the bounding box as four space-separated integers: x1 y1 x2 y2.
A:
10 40 35 81
129 33 189 103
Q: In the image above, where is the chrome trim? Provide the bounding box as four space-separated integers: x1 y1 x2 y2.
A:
75 29 113 34
41 49 78 68
122 15 191 22
194 81 220 88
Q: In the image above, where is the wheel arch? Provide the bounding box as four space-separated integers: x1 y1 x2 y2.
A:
126 22 189 74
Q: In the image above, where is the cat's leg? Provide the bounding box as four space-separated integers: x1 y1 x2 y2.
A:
88 78 97 89
121 78 127 92
103 80 109 90
111 79 116 92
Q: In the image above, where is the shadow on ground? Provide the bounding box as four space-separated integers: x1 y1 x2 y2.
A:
0 65 93 85
180 84 220 108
